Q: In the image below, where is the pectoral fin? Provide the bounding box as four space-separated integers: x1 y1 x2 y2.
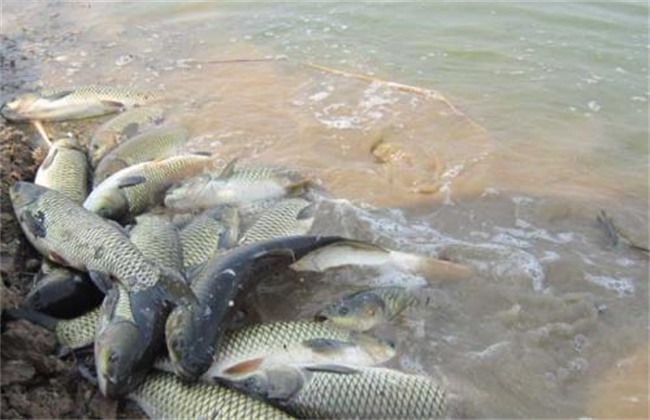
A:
223 358 264 376
303 338 355 355
117 175 147 189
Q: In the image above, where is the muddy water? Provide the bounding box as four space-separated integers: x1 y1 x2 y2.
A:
1 1 648 418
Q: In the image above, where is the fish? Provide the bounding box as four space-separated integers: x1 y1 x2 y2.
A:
164 159 312 210
95 211 189 397
128 213 184 273
84 154 218 222
165 235 352 380
0 85 161 121
179 206 240 270
128 371 292 419
94 125 189 185
238 198 315 245
4 307 99 352
291 239 475 281
156 321 395 385
9 182 193 298
34 136 90 204
260 366 447 419
315 287 417 332
89 106 165 167
23 266 104 318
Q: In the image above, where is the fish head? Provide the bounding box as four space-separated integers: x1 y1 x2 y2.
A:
165 305 215 380
89 135 118 168
95 319 141 397
9 181 46 211
315 291 387 332
350 332 397 365
84 187 128 221
1 93 42 121
52 136 84 151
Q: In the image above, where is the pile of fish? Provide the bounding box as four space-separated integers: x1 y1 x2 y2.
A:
1 86 465 419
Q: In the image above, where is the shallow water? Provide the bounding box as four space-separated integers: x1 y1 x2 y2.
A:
1 1 648 417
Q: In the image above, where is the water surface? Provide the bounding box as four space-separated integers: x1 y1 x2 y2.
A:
1 1 648 417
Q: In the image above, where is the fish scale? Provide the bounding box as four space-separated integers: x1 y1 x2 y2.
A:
239 198 314 245
129 371 291 419
90 106 165 167
129 214 183 273
179 207 239 270
94 125 189 184
55 308 100 349
281 367 447 419
34 137 89 204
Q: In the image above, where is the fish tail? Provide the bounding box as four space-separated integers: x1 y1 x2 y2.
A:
3 307 60 331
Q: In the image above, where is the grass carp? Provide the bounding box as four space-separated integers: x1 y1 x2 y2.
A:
1 85 161 121
239 198 315 245
179 206 240 270
94 125 189 185
89 106 165 167
128 371 292 419
34 137 90 204
316 287 417 332
84 154 218 222
164 159 312 210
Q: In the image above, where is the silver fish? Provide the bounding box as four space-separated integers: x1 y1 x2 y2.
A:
94 125 189 185
1 85 161 121
164 159 312 210
89 106 165 167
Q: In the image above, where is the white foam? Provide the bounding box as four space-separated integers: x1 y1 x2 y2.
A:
585 274 635 297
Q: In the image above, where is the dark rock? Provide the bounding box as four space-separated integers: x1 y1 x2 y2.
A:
1 360 35 385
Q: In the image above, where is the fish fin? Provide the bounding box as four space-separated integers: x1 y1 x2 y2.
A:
106 219 130 237
185 261 207 282
47 251 68 266
21 211 48 239
42 90 74 101
304 364 361 374
156 268 197 306
262 365 308 400
191 151 212 157
88 270 113 294
120 122 141 139
217 157 240 179
296 201 316 220
223 358 264 375
100 99 127 112
302 338 355 355
3 308 60 332
40 147 58 170
286 178 312 196
117 175 147 189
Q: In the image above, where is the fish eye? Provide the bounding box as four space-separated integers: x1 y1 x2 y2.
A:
109 352 120 363
338 306 350 316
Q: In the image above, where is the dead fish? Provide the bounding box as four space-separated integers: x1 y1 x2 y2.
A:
84 154 219 222
255 366 447 419
165 235 353 381
94 125 189 185
239 198 316 245
164 159 312 210
1 85 161 121
34 136 89 204
89 106 165 167
179 206 240 270
315 287 417 332
291 239 474 281
10 181 193 298
128 371 292 419
128 213 184 273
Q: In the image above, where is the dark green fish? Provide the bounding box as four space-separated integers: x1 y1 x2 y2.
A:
165 235 352 380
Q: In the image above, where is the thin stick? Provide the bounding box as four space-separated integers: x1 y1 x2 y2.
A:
300 61 486 132
32 120 52 146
